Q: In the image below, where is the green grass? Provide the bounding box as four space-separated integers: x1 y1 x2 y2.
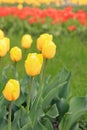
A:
0 33 87 97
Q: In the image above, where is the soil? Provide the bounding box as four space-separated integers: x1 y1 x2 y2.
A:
52 121 59 130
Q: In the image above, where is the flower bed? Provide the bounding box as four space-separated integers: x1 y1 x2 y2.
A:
0 6 87 37
0 5 87 130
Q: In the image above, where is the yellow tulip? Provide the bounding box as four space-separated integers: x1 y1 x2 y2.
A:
42 40 56 59
2 79 20 101
0 38 8 57
25 53 43 76
17 3 23 10
37 33 53 51
79 0 87 5
3 37 10 52
21 34 33 49
0 29 4 39
10 46 22 62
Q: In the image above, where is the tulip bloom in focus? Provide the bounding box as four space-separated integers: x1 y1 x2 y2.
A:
42 40 56 59
25 53 43 76
2 79 20 101
37 33 53 51
10 46 22 62
21 34 33 49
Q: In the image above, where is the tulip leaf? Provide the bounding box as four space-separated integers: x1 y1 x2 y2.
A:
0 97 8 129
42 81 67 109
43 73 59 97
2 64 18 85
59 96 87 130
56 98 69 122
58 68 70 82
71 123 80 130
12 106 32 129
42 118 54 130
57 69 71 99
29 104 45 128
43 68 71 100
46 104 59 118
20 122 33 130
34 121 47 130
20 74 30 94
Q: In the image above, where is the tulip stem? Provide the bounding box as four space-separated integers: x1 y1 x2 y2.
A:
40 58 48 87
26 76 33 113
8 101 12 130
14 62 17 69
37 58 48 105
32 58 48 127
24 49 27 60
0 57 2 68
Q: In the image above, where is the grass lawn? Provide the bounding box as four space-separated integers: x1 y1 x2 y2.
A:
0 33 87 97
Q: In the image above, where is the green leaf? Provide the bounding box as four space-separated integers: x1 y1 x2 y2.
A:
42 118 54 130
42 73 59 98
34 121 47 130
59 96 87 130
58 68 71 99
56 98 69 122
43 68 71 104
14 91 26 107
71 123 80 130
20 74 30 95
42 81 67 109
29 104 45 128
12 106 32 129
20 122 32 130
2 64 18 85
46 104 59 118
0 97 8 129
58 68 70 83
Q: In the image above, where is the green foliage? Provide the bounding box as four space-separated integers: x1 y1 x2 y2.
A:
59 96 87 130
0 65 87 129
0 6 87 129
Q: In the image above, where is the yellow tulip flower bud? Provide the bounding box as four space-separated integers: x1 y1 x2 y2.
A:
25 53 43 76
0 29 4 39
21 34 33 49
37 33 53 51
10 46 22 62
17 4 23 10
2 79 20 101
3 37 10 52
42 40 56 59
0 38 7 57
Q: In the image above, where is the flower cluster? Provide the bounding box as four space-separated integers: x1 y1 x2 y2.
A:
0 31 57 130
0 29 87 130
0 0 59 5
0 6 87 26
2 32 56 101
0 0 87 5
37 33 56 59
